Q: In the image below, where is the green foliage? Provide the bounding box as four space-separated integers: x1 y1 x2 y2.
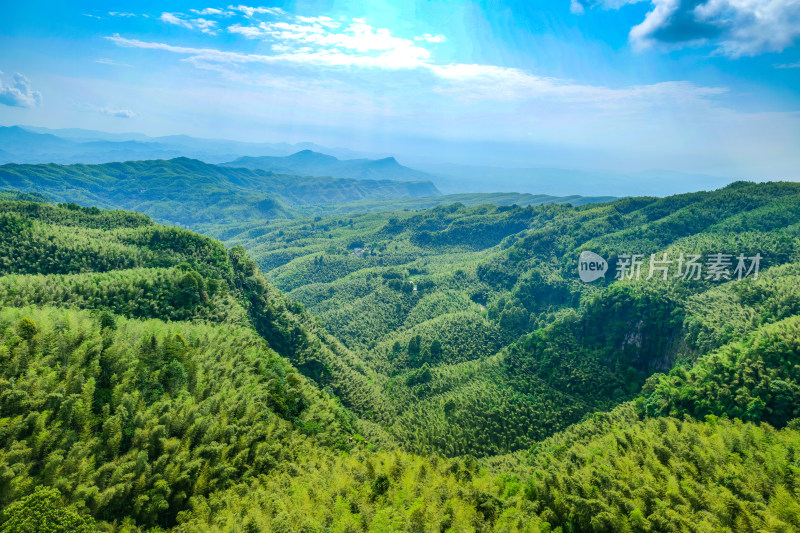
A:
642 315 800 425
205 181 800 458
3 181 800 531
173 404 800 532
0 200 385 530
0 486 99 533
0 305 352 527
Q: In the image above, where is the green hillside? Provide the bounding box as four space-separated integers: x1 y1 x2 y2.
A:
293 191 618 216
2 181 800 531
0 158 441 228
209 181 800 458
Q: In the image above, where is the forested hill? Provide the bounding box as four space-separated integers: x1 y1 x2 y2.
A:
0 197 396 529
4 193 800 532
214 180 800 458
0 157 440 227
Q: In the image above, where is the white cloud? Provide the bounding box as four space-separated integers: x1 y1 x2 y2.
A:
576 0 800 57
692 0 800 57
414 33 446 43
161 12 195 29
0 72 42 108
194 18 219 32
225 17 434 69
429 63 725 106
109 12 136 17
80 103 136 118
190 8 233 16
296 15 341 28
776 60 800 68
227 5 286 17
227 23 268 38
108 32 726 108
160 12 219 34
111 32 430 70
101 107 136 118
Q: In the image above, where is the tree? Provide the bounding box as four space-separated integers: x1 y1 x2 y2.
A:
429 339 443 363
0 486 99 533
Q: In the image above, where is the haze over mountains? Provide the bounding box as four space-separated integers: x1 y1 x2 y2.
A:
0 124 748 197
0 125 363 165
223 150 434 182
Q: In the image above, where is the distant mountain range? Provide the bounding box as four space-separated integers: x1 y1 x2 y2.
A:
0 157 440 228
223 150 435 182
0 125 377 165
0 124 747 197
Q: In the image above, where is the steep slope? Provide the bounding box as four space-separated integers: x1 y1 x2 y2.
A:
0 199 397 529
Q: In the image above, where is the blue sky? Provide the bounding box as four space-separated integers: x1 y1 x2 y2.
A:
0 0 799 177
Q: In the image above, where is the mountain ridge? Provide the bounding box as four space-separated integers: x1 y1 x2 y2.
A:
223 150 435 182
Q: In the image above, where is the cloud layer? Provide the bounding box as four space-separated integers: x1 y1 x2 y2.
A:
110 7 725 108
0 71 42 108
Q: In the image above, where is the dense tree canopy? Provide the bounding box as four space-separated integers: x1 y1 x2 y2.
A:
1 180 800 531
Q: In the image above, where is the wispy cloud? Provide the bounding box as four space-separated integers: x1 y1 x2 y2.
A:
429 63 726 106
0 71 42 108
101 107 136 118
109 12 136 17
160 12 219 34
295 15 340 28
227 5 286 17
775 61 800 69
160 12 194 29
96 58 132 67
414 33 446 43
226 17 433 68
190 8 233 16
80 103 136 118
105 7 727 109
108 24 725 109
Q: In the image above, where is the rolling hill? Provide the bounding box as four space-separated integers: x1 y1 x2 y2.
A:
0 157 441 228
